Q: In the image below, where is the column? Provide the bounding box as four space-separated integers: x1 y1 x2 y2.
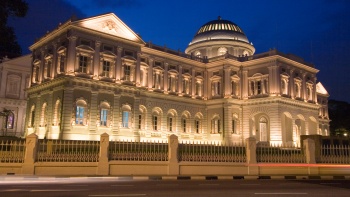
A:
133 98 140 141
61 88 74 137
203 70 208 100
178 65 183 95
0 69 8 97
313 77 317 103
268 66 274 95
112 94 120 133
290 69 294 98
302 73 307 101
224 67 231 98
191 68 195 98
93 41 101 79
223 105 232 144
39 49 45 83
148 58 153 90
89 91 98 133
66 35 77 75
115 46 123 83
164 63 168 93
51 42 57 78
242 70 248 99
135 52 141 87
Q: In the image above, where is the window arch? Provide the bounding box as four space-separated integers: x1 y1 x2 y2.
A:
139 105 147 130
218 47 227 56
121 104 132 128
75 99 87 126
40 102 47 127
152 108 162 131
167 110 177 132
181 111 191 133
53 99 61 126
100 101 111 127
29 105 35 127
211 115 221 134
194 113 203 134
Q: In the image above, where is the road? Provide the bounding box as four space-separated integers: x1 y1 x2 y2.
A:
0 177 349 197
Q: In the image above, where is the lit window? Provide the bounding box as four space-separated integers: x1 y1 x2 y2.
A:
100 109 108 126
75 100 87 125
152 115 158 131
211 117 220 134
79 55 88 73
124 65 131 81
122 111 129 128
102 61 110 77
7 111 14 129
182 118 187 133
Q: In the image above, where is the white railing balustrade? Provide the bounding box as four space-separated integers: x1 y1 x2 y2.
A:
178 141 246 163
37 140 100 162
0 140 25 163
109 140 168 161
320 144 350 164
257 144 305 163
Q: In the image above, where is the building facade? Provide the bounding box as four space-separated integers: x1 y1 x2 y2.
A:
25 13 330 145
0 55 31 137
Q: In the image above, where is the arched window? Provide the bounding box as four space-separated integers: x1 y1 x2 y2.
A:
152 108 162 131
211 115 221 134
29 105 35 127
75 99 87 125
53 100 61 126
218 47 227 56
40 103 47 127
181 112 190 133
7 111 14 129
100 102 110 127
167 111 176 132
194 113 203 134
232 113 239 134
259 117 268 141
121 104 132 128
139 106 147 130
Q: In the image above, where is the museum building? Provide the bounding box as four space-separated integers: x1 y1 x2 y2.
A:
25 13 330 145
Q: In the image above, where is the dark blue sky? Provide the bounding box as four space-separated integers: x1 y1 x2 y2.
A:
8 0 350 103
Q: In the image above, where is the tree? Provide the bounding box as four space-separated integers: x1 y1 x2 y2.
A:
0 0 28 59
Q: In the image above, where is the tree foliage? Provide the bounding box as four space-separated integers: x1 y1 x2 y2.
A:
0 0 28 59
328 99 350 136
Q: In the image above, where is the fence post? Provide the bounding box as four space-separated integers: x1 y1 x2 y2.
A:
97 133 109 175
245 137 258 176
22 133 38 175
303 138 316 164
168 134 179 175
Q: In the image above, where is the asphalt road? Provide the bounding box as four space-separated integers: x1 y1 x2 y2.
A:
0 177 349 197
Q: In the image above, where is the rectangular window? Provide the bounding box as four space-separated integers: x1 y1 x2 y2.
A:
232 120 236 134
47 60 51 78
102 61 110 77
79 56 88 73
195 120 200 133
138 114 142 129
168 117 173 132
31 111 35 127
182 119 186 133
257 81 262 94
122 111 129 128
75 106 84 125
60 55 65 72
124 65 131 81
100 109 108 126
153 115 158 131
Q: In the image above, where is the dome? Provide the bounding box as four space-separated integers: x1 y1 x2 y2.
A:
189 16 250 45
185 16 255 58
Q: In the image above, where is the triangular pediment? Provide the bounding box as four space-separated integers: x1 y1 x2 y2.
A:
316 82 329 96
72 13 145 44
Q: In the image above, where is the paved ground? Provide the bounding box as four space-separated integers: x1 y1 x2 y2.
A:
0 176 350 197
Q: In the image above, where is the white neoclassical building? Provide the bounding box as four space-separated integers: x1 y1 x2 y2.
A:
0 55 31 137
25 13 330 145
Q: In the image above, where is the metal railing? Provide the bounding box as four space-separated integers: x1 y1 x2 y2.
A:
319 144 350 164
109 140 168 161
178 141 246 163
257 144 305 163
0 140 25 163
37 140 100 162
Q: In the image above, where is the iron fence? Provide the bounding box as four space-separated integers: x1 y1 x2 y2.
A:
0 140 25 163
109 140 168 161
37 140 100 162
256 144 305 163
319 144 350 164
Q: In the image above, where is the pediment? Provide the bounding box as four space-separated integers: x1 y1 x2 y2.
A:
316 82 329 96
72 13 145 45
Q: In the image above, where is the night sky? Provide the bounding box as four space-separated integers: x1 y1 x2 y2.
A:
8 0 350 103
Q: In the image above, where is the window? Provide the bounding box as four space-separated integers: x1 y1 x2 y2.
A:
75 100 87 125
102 61 110 77
139 106 146 130
183 79 190 94
121 104 131 128
100 109 108 126
232 113 238 134
59 54 65 73
212 81 220 96
152 115 158 131
7 111 14 129
124 65 131 81
138 114 142 129
167 110 176 132
79 55 88 73
6 75 20 98
211 117 220 134
182 118 187 133
218 47 227 56
122 111 129 128
46 59 52 78
195 120 200 133
168 117 173 132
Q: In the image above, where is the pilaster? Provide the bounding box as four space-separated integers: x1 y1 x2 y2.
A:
135 52 141 87
115 46 123 83
66 35 77 75
93 41 101 79
112 93 121 133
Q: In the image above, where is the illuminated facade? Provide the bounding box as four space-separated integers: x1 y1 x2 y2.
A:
25 13 330 145
0 55 31 137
